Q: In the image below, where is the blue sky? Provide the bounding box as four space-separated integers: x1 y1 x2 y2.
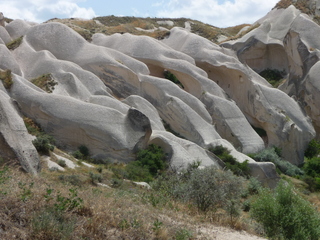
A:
0 0 279 27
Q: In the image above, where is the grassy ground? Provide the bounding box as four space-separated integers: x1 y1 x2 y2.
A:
0 153 265 240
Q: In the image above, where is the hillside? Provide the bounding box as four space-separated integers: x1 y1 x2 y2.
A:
1 1 320 239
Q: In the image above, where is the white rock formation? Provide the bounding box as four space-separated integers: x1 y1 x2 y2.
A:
92 32 265 154
0 83 40 174
164 27 315 165
2 11 308 185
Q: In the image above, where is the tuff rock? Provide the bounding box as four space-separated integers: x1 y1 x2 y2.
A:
0 5 318 186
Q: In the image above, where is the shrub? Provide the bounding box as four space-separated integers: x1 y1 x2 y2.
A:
175 228 193 240
163 70 184 88
78 145 90 158
253 147 304 177
30 73 57 93
125 161 153 183
305 139 320 159
259 68 284 87
58 160 67 168
72 150 83 159
89 172 103 185
6 36 23 50
58 175 82 187
31 207 76 240
32 133 55 155
303 157 320 177
209 145 250 177
135 144 167 176
0 69 13 89
185 167 244 212
251 181 320 240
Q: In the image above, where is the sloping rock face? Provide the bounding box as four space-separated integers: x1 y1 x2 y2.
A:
221 5 320 164
164 26 315 165
0 8 315 185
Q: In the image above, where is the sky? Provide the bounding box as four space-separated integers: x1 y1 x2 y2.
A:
0 0 280 28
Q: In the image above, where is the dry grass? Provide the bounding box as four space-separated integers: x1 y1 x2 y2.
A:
0 159 267 240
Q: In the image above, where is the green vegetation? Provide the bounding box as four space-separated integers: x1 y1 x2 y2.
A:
124 144 167 182
30 73 57 93
251 147 304 177
0 69 13 89
6 36 23 50
163 70 184 89
259 68 285 87
32 133 55 155
251 181 320 240
305 139 320 159
209 145 250 177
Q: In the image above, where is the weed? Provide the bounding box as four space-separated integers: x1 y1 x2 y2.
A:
54 188 83 212
32 133 55 155
23 117 41 135
89 172 103 185
31 207 76 240
58 159 67 168
58 174 83 187
6 36 23 50
18 181 34 202
175 228 193 240
0 69 13 89
30 73 57 93
152 219 163 232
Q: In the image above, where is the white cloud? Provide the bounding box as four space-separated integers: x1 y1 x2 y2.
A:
0 0 96 23
156 0 279 27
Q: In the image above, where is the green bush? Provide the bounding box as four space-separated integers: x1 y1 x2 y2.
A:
209 145 250 177
125 161 153 183
32 133 55 155
58 175 82 187
31 207 75 240
185 167 244 212
136 144 167 176
78 145 89 158
72 150 83 159
58 160 67 168
163 70 184 88
259 68 284 87
253 147 304 176
305 139 320 159
303 157 320 177
251 181 320 240
89 172 103 185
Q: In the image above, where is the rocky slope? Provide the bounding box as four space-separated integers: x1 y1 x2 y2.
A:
0 3 319 186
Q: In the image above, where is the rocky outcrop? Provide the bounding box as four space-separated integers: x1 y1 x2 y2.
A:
163 27 314 165
0 81 39 174
2 7 319 184
221 5 320 163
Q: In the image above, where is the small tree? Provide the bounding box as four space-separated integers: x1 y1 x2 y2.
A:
251 181 320 239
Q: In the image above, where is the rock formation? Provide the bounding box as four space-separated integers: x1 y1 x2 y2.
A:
1 4 319 185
